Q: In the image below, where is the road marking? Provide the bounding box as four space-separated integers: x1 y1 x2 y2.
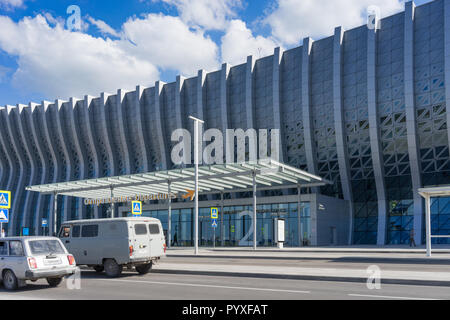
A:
92 278 310 294
348 294 440 300
0 293 49 300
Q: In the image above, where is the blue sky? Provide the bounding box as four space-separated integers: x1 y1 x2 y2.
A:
0 0 433 105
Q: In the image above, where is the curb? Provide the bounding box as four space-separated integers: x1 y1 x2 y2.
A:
152 269 450 287
166 254 450 265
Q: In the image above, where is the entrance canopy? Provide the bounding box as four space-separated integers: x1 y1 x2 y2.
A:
26 159 330 200
418 186 450 198
418 186 450 257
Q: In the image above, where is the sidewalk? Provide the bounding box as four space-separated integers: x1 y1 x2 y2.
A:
153 246 450 286
166 245 450 254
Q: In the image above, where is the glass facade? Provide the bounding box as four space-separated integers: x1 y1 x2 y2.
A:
126 202 311 247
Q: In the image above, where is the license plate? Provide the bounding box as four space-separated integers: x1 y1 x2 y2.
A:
44 258 61 265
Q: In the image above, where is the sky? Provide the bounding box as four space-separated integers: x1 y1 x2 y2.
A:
0 0 433 106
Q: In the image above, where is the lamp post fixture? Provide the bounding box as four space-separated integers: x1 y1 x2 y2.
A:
189 115 204 255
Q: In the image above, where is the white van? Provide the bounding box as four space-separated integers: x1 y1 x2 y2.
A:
58 217 166 277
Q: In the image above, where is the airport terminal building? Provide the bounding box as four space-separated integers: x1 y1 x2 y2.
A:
1 0 450 246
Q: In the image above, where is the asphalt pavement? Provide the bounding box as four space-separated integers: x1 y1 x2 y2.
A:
0 270 449 300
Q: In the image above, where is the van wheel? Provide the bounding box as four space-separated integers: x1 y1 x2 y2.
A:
3 270 19 291
93 265 104 273
104 259 123 278
47 277 63 287
135 263 152 275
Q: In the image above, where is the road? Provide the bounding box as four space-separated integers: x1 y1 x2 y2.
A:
0 269 449 300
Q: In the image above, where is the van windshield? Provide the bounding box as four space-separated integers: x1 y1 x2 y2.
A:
28 240 65 255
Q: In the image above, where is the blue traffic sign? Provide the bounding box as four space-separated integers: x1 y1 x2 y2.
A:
0 209 8 223
22 227 29 236
212 219 218 228
0 190 11 209
211 207 218 219
132 201 142 215
42 218 48 227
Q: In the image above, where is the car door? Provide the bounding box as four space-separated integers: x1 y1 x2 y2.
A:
59 225 72 252
132 222 151 260
80 224 100 265
8 240 26 278
0 240 8 279
148 222 164 257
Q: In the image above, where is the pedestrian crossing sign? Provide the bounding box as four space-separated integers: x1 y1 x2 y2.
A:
0 191 11 209
211 207 218 219
0 209 8 223
132 201 142 215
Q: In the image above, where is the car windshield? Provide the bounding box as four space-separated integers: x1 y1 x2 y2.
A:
28 240 65 255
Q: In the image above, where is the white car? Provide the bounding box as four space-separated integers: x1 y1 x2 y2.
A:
0 236 78 290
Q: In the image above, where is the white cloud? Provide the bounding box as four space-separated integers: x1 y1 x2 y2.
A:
221 19 279 66
265 0 405 46
87 15 120 38
0 0 25 11
0 65 11 83
0 13 221 101
158 0 243 30
0 15 159 99
119 13 220 76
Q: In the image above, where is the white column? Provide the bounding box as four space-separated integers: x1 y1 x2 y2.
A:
333 26 354 245
220 63 230 138
425 195 431 257
367 26 388 245
40 101 58 232
194 119 199 255
404 1 423 245
302 37 318 176
28 104 47 234
197 70 206 120
253 170 257 250
68 98 86 220
135 86 149 172
4 106 25 236
273 47 284 162
53 193 58 236
55 100 71 224
168 180 172 248
116 89 131 175
84 96 100 219
15 105 35 234
246 56 255 130
100 92 116 176
154 81 168 170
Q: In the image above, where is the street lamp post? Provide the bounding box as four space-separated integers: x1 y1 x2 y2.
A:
189 115 204 255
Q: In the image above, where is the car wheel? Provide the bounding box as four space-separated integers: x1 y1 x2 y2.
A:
47 277 63 287
3 270 19 291
93 265 104 273
135 262 152 275
103 259 123 278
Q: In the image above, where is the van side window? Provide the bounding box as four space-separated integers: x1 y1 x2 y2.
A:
0 241 7 255
60 226 71 238
134 224 147 235
149 224 160 235
72 225 81 238
9 241 24 256
81 225 98 238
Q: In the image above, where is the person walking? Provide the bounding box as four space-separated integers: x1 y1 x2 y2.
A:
409 228 416 247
